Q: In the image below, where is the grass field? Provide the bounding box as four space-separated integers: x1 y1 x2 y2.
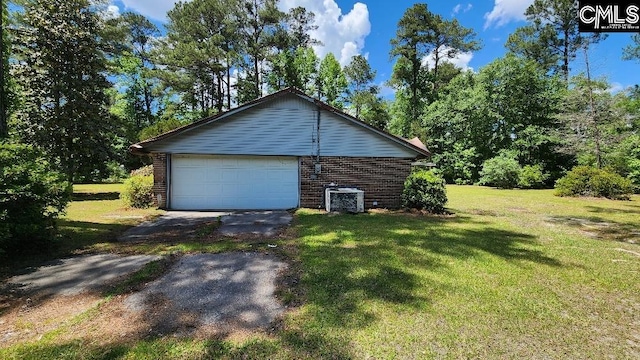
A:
1 185 638 359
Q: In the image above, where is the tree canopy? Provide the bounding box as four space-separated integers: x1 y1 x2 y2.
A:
0 0 637 192
389 3 480 137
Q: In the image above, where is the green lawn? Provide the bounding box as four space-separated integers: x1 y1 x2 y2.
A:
1 185 638 359
0 184 164 275
58 184 164 255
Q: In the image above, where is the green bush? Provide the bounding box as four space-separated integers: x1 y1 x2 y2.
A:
518 165 549 189
554 166 596 197
625 137 640 192
402 170 448 213
555 166 633 200
105 161 128 183
589 171 634 200
478 154 521 189
433 144 478 185
130 164 153 177
121 174 154 208
0 143 71 257
628 158 640 193
139 118 184 141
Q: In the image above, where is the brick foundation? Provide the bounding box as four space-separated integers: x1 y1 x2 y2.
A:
152 153 167 209
300 156 412 210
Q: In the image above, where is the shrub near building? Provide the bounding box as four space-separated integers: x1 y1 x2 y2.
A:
120 166 154 208
402 170 448 214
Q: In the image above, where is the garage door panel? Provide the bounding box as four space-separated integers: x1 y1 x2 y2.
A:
205 167 222 181
170 155 299 210
171 171 205 196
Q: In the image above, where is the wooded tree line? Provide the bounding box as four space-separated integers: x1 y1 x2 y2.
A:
0 0 639 189
1 0 385 183
388 1 639 189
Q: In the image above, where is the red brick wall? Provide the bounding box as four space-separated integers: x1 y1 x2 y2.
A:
152 153 167 209
300 156 412 210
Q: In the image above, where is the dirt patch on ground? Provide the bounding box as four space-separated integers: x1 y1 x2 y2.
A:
49 294 280 346
367 208 457 218
545 216 639 244
0 253 162 347
0 293 103 346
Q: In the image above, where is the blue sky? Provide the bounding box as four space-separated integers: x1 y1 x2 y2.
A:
110 0 639 95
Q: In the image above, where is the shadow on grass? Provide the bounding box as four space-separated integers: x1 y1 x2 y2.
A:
1 332 353 360
546 215 639 243
58 220 131 244
294 211 562 334
398 226 562 267
586 205 640 215
0 342 128 360
0 220 132 281
71 192 120 202
0 211 565 359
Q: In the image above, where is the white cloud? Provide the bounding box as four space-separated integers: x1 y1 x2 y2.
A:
118 0 186 20
106 5 120 19
99 4 121 20
115 1 371 66
278 0 371 66
452 3 473 16
422 47 474 72
484 0 534 29
607 82 625 94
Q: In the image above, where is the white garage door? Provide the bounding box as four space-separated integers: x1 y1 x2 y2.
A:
170 155 299 210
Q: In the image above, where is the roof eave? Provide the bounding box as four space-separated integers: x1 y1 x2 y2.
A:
129 143 149 156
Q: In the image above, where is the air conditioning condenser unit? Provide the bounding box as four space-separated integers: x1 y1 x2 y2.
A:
325 188 364 213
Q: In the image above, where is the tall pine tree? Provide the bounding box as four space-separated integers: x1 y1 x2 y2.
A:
1 0 13 138
12 0 114 182
506 0 603 83
390 3 479 137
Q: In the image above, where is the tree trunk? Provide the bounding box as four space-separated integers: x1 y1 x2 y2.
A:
66 136 74 183
226 57 232 109
143 83 152 125
432 45 441 96
584 47 601 169
563 29 570 84
216 71 223 113
0 4 7 138
254 55 260 98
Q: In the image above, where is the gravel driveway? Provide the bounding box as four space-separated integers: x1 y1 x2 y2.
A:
124 252 287 333
6 254 160 296
4 212 292 337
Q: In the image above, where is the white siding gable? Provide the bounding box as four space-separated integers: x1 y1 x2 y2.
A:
146 94 418 158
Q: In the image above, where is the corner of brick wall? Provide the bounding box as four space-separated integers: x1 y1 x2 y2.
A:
300 156 412 210
152 153 167 209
